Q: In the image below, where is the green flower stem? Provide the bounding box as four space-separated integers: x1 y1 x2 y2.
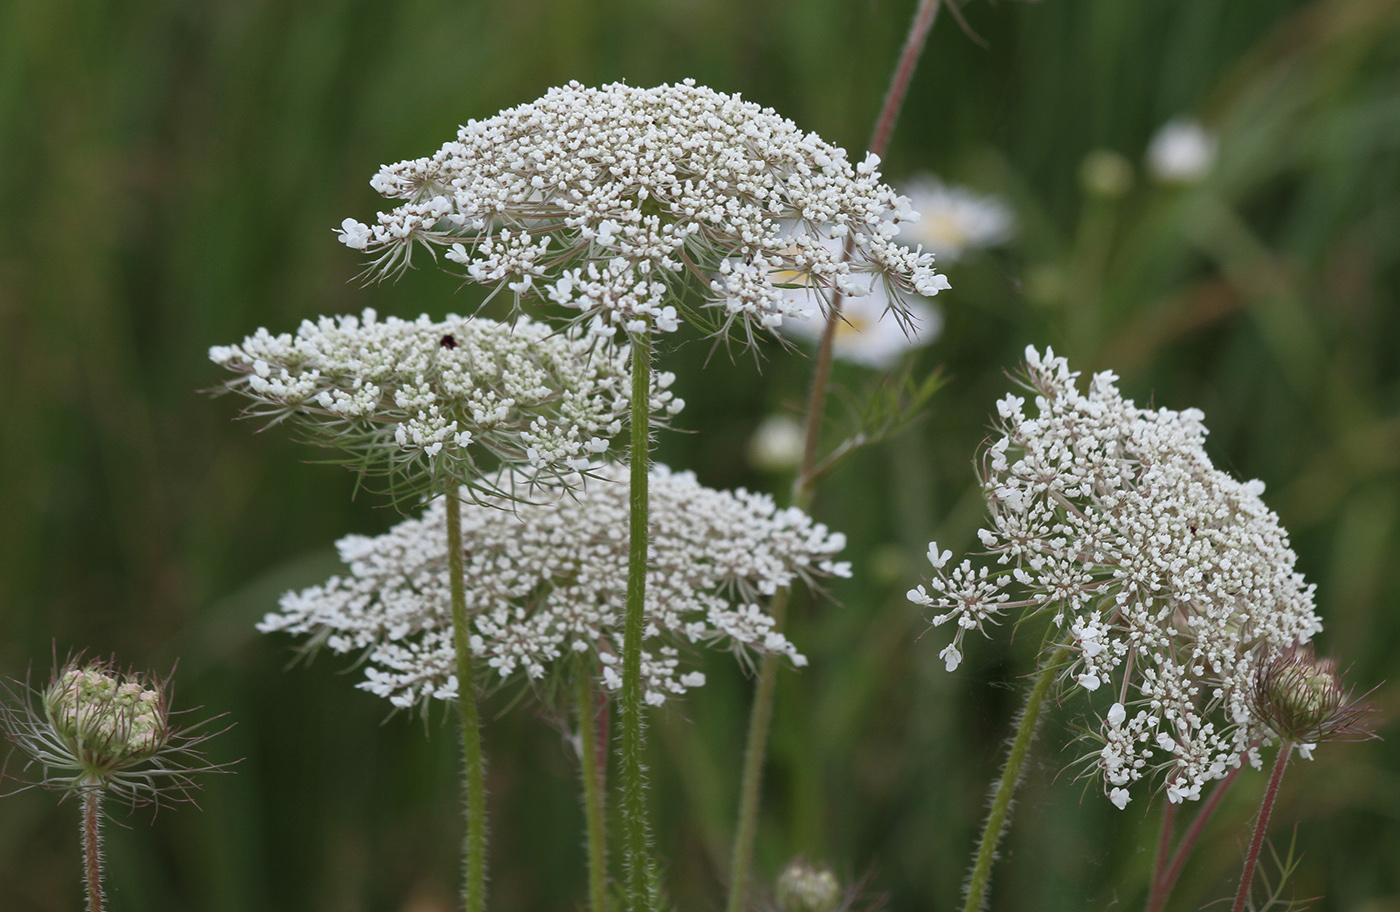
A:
962 646 1069 912
445 493 488 912
620 330 655 912
81 788 104 912
1232 743 1291 912
577 668 609 912
724 587 790 912
724 8 942 910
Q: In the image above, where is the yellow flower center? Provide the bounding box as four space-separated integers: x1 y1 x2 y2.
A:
833 310 870 339
915 212 969 249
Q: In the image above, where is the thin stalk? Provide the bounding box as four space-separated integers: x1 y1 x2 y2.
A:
724 588 790 912
1232 744 1291 912
962 646 1068 912
81 788 104 912
577 668 609 912
724 5 942 910
1148 797 1177 910
446 493 488 912
868 0 942 160
620 330 655 912
1146 757 1245 912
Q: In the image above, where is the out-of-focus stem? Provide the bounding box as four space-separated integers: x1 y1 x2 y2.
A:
81 788 104 912
1232 744 1290 912
620 331 655 912
725 6 942 911
962 646 1068 912
446 493 488 912
724 587 790 912
577 669 608 912
1146 756 1245 912
1149 790 1178 905
868 0 942 160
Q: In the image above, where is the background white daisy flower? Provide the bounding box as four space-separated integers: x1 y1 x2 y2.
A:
896 176 1015 263
1147 118 1218 183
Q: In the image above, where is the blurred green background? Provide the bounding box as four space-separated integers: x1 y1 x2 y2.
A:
3 0 1399 909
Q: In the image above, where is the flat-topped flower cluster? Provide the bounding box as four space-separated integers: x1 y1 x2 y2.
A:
338 80 948 339
261 464 851 710
210 309 682 492
908 347 1322 807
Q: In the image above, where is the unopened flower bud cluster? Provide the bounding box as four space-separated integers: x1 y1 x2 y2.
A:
908 347 1322 808
210 310 682 491
1252 645 1372 757
774 861 843 912
261 464 851 709
338 80 947 338
44 665 167 764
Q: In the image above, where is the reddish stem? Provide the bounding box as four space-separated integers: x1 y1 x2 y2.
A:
796 239 848 504
728 7 945 910
1149 797 1177 905
1146 756 1246 912
795 0 942 500
1232 744 1290 912
868 0 943 159
82 789 104 912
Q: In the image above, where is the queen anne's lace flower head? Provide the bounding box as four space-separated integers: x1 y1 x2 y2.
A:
338 80 948 342
210 309 681 497
261 464 851 710
908 347 1322 808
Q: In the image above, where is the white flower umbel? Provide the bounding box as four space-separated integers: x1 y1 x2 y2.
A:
1147 119 1217 184
210 309 681 496
338 80 947 342
896 176 1014 264
261 463 850 710
909 347 1322 807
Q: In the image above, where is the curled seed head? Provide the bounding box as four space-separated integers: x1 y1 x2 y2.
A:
1254 644 1374 745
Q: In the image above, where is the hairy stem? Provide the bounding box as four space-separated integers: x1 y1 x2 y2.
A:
620 331 655 912
1232 744 1290 912
81 788 104 912
1146 756 1245 912
446 493 488 912
724 6 942 910
962 646 1068 912
577 668 609 912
